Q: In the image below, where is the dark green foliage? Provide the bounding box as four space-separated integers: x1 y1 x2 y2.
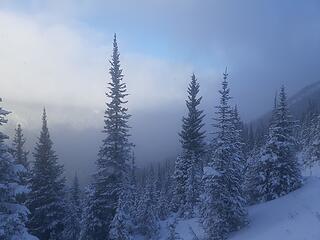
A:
27 109 66 240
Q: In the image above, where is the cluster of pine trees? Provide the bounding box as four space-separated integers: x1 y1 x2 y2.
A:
0 35 310 240
300 101 320 173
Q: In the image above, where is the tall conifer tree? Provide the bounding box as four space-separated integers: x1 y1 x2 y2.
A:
12 124 29 170
303 115 320 172
27 109 66 240
180 73 206 157
247 86 301 202
11 124 30 203
80 34 133 240
173 73 206 216
201 70 247 240
63 173 82 240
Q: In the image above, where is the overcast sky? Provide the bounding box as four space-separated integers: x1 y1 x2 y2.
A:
1 0 320 184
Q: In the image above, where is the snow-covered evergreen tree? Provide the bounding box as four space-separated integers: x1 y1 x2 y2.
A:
0 99 37 240
157 185 170 220
27 109 66 240
80 34 133 240
109 192 133 240
180 73 206 158
300 100 318 150
245 94 278 203
136 175 159 239
184 153 197 217
247 86 301 203
125 154 140 233
201 70 247 240
233 106 246 170
300 101 320 172
11 124 30 203
173 73 206 216
63 173 82 240
244 149 260 204
71 173 81 218
303 115 320 172
201 166 227 240
12 124 29 171
172 155 186 213
79 185 95 240
153 161 172 220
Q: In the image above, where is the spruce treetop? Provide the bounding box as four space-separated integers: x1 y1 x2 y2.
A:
12 124 29 168
28 108 66 239
180 73 206 157
100 33 132 168
214 68 233 140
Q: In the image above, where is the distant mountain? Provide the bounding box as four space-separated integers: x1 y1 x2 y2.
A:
252 81 320 130
288 80 320 119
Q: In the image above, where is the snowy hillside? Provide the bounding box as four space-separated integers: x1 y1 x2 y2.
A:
159 171 320 240
230 177 320 240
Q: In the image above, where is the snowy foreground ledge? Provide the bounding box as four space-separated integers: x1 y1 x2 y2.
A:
158 177 320 240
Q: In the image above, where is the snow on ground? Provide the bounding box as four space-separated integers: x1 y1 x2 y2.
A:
230 177 320 240
175 218 204 239
158 213 205 239
158 165 320 240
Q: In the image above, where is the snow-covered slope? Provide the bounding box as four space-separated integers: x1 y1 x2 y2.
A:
230 177 320 240
160 170 320 240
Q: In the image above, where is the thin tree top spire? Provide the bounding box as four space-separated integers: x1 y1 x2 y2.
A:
113 33 118 49
278 85 289 115
111 33 120 64
218 69 231 107
42 108 48 131
42 107 47 122
280 85 287 101
12 123 29 168
224 66 228 78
